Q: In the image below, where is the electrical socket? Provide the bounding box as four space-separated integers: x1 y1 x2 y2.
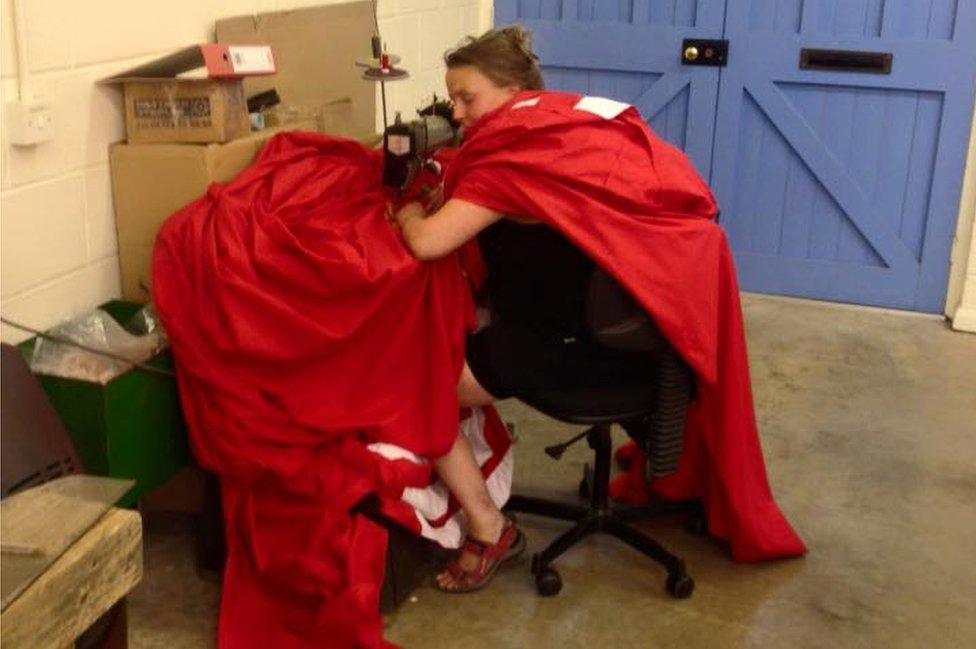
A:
5 100 54 146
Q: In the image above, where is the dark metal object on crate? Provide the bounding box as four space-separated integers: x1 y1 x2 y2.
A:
246 88 281 113
1 344 83 496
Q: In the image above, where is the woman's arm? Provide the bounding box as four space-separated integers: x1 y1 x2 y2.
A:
395 198 504 260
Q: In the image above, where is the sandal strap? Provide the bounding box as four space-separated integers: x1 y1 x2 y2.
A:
446 560 475 582
437 518 524 593
461 536 491 556
462 518 517 561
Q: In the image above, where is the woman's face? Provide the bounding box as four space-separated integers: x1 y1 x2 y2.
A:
446 65 521 129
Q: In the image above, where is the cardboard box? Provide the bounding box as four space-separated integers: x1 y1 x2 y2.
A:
216 1 377 139
101 44 277 144
110 121 317 302
110 3 381 302
119 79 249 145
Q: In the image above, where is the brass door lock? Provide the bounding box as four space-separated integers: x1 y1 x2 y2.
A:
680 39 729 67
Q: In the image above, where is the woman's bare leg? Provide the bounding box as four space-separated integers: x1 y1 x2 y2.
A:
432 363 505 588
458 362 496 407
433 430 506 588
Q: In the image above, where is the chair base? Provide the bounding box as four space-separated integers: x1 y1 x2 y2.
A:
505 424 700 599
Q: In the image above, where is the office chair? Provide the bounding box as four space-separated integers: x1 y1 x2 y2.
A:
504 269 702 599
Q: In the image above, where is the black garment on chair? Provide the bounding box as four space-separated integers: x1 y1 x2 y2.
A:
467 219 659 400
505 269 701 598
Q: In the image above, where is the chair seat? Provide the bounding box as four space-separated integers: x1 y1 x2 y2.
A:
518 381 658 425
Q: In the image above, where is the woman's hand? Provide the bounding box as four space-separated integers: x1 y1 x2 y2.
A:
393 201 427 230
422 184 445 212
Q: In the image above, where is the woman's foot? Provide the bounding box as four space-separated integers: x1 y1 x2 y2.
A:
434 514 525 593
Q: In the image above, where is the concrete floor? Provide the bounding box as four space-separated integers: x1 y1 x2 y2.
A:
128 294 976 648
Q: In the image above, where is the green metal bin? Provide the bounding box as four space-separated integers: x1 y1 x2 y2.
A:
18 301 189 506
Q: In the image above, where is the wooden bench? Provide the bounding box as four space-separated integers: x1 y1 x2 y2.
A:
1 508 142 649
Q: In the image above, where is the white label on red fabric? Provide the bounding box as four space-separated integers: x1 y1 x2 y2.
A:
227 46 276 74
511 97 541 110
574 96 630 120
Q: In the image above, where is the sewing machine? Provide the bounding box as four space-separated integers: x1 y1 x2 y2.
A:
381 98 460 193
358 31 460 194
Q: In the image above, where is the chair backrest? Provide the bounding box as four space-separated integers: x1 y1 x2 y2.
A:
583 269 691 478
584 268 664 354
1 344 83 497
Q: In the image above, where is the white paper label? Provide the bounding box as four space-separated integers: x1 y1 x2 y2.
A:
227 46 276 74
574 96 630 120
511 97 541 110
387 134 411 156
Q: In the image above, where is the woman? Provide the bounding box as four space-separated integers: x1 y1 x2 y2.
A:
394 25 804 592
394 26 669 593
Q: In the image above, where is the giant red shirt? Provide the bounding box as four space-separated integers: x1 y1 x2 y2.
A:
445 91 806 562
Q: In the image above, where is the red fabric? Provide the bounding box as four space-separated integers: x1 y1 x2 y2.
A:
444 91 806 562
153 132 504 648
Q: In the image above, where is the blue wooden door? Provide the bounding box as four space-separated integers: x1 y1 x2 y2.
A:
495 1 727 178
496 0 976 313
711 0 976 311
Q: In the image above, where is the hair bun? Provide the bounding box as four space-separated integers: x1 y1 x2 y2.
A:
499 25 538 61
444 25 545 90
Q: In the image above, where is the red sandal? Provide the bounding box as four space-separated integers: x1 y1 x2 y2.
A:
435 517 526 593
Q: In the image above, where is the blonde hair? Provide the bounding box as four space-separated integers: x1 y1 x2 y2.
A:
444 26 545 91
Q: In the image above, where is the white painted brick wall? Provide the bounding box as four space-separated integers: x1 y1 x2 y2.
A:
1 175 88 298
0 0 490 342
947 107 976 331
1 1 16 78
957 223 976 329
379 0 489 125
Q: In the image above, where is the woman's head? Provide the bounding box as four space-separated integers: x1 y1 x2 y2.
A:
444 26 544 128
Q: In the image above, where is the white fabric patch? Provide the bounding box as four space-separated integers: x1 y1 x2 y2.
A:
407 444 513 549
366 406 514 549
511 96 541 110
462 408 492 465
574 95 630 120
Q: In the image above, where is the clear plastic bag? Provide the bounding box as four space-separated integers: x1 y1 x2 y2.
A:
30 309 164 384
124 304 167 342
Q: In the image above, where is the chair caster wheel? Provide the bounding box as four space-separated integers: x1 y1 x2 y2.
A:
535 566 563 597
578 477 590 499
666 574 695 599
